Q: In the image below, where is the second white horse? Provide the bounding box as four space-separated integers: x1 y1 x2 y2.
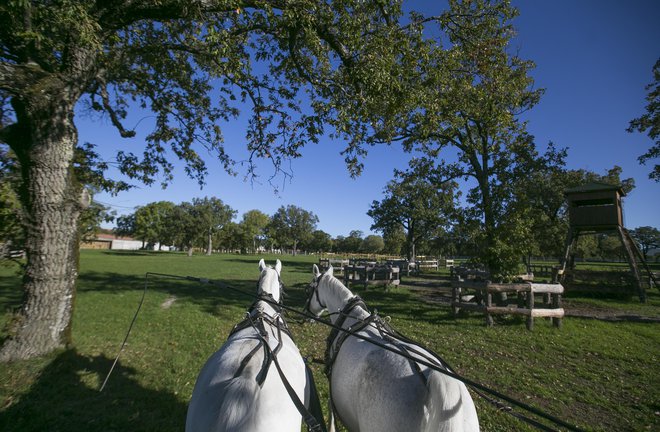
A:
304 264 479 432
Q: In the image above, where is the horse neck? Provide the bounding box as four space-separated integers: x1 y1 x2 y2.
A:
321 276 370 324
251 299 279 319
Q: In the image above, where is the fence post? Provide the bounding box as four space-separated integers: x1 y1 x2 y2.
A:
552 292 563 328
526 285 534 330
485 287 494 327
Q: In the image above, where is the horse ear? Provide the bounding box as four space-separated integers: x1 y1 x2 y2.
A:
313 264 320 278
258 259 266 272
275 259 282 275
327 265 334 277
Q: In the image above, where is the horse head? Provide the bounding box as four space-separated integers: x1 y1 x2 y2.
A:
257 258 283 303
304 264 333 316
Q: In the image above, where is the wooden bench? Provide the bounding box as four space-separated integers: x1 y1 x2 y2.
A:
528 264 560 282
414 259 439 271
450 265 489 280
318 258 349 277
343 264 400 290
386 259 416 276
561 269 638 295
451 279 564 330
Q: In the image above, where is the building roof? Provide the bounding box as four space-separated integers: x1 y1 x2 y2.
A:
96 233 137 241
564 182 626 196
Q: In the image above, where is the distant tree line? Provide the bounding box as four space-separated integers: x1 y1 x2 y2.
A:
98 199 387 256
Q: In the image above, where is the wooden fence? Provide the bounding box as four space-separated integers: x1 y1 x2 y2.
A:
451 270 564 330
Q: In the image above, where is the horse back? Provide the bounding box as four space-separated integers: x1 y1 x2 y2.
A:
330 332 479 432
186 329 307 432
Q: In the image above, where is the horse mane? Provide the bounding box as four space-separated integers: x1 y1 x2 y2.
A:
322 273 354 305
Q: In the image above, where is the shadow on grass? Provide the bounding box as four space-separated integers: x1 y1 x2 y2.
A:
76 271 313 317
0 349 187 432
100 250 175 257
563 289 636 301
0 275 22 310
222 256 316 277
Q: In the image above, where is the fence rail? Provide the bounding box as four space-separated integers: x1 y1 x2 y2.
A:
451 271 564 330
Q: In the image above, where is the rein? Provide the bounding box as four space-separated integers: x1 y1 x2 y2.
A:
104 271 585 432
303 273 586 432
238 301 326 432
322 296 372 377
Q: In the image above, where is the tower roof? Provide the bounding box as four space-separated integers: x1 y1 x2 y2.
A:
564 182 626 197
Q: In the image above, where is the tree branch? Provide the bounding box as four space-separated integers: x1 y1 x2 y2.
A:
0 61 49 96
314 24 355 70
90 78 136 138
96 0 285 30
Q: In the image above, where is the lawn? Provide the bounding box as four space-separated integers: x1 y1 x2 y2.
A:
1 250 658 431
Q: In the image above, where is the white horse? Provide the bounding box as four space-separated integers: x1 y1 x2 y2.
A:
304 265 480 432
186 259 323 432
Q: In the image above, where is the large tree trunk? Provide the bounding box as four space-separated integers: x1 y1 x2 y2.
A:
0 96 87 361
407 220 416 262
473 153 500 279
206 227 212 255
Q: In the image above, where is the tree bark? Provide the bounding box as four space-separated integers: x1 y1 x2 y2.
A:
0 95 86 361
206 227 212 255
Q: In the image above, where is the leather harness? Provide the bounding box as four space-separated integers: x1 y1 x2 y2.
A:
304 273 462 430
321 295 430 386
229 282 327 432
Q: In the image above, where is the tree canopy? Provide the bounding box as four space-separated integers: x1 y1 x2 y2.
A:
240 209 270 253
0 0 427 360
191 196 236 255
268 205 319 254
629 226 660 259
368 158 458 260
131 201 177 247
628 58 660 182
305 229 333 253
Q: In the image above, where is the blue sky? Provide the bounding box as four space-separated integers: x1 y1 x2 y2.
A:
82 0 659 237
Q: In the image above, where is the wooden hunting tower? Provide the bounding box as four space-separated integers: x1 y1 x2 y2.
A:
560 182 656 301
565 183 624 229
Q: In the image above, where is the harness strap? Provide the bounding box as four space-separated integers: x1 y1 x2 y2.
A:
305 362 328 432
323 296 370 378
325 316 374 378
238 306 328 432
375 320 428 386
322 297 439 429
233 342 264 380
253 319 327 432
322 296 370 430
270 348 328 432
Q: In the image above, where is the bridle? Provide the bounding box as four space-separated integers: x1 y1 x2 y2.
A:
256 268 286 305
303 272 326 315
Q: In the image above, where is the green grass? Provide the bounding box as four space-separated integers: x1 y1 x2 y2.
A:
1 250 659 431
